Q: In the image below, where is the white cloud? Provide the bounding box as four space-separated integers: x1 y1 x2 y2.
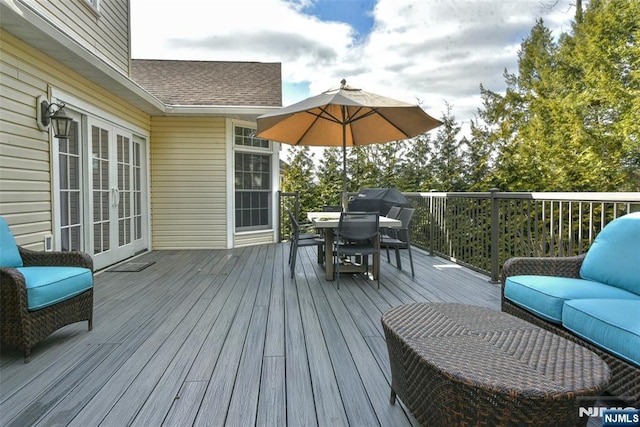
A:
131 0 579 128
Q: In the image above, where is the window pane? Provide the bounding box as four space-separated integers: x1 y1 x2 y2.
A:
234 126 270 149
234 143 272 230
59 122 82 252
59 155 68 189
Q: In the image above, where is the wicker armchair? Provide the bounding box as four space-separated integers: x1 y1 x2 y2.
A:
1 246 94 363
501 254 640 406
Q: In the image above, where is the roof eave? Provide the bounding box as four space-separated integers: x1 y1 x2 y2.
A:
165 105 282 121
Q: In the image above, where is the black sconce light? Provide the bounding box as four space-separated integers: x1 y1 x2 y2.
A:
36 95 73 139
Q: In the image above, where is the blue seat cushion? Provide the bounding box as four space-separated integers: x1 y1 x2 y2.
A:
504 275 640 323
580 212 640 296
17 266 93 311
563 299 640 367
0 217 23 268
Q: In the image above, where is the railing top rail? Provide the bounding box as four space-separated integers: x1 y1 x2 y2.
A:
404 192 490 199
404 192 640 202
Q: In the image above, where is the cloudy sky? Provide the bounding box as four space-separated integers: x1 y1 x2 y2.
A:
131 0 579 130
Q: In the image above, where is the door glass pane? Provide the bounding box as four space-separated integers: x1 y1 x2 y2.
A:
117 134 132 247
92 125 110 254
58 121 82 251
134 140 142 240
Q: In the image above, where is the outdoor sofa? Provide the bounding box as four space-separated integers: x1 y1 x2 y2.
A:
501 212 640 406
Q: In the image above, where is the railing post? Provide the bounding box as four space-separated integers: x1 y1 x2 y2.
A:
490 188 500 283
429 190 435 256
277 190 282 242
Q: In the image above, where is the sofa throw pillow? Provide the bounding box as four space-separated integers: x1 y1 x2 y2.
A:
0 217 23 268
580 212 640 296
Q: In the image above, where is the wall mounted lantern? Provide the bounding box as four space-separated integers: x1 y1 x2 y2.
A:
36 95 73 139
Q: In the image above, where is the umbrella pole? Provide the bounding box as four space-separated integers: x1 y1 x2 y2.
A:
341 119 348 211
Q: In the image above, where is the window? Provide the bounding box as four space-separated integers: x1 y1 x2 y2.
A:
234 126 272 231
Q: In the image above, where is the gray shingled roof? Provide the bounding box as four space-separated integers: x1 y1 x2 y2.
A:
131 60 282 107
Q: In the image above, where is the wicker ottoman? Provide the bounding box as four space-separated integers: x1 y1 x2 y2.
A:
381 303 610 426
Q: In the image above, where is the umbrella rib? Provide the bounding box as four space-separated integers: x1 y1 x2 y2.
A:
373 108 409 138
343 107 412 146
307 105 343 124
293 104 343 145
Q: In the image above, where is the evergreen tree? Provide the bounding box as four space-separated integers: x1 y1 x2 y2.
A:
316 147 343 206
281 147 319 217
477 3 639 191
430 103 465 191
348 146 379 191
466 118 495 191
365 141 406 188
563 0 640 190
395 132 434 191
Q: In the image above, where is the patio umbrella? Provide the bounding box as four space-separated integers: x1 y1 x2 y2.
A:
256 80 442 203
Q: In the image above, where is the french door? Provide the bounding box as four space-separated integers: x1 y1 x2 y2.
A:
56 114 147 271
88 118 146 270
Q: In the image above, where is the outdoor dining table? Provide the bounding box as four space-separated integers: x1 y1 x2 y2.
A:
307 211 402 281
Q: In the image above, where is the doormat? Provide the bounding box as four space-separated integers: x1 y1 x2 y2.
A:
107 261 155 272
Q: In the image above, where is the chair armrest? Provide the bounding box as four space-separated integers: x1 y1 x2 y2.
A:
501 254 586 296
19 247 93 271
0 267 29 315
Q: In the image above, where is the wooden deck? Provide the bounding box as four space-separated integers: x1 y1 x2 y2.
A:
0 244 512 425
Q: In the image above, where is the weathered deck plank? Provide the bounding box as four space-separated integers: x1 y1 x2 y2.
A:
1 244 507 426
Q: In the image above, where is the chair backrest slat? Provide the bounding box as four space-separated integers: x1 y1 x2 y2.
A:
386 206 402 219
396 208 415 241
337 212 379 241
286 208 301 240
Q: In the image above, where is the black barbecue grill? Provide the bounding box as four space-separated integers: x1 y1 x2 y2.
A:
348 188 411 215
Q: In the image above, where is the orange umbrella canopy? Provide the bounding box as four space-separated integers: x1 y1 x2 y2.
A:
256 80 442 192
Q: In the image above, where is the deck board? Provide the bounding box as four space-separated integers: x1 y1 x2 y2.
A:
2 244 510 426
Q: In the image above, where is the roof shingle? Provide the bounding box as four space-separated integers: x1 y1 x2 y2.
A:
131 59 282 107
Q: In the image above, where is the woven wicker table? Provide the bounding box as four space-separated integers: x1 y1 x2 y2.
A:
382 303 610 426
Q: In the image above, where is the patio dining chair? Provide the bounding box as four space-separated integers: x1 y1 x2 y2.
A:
380 206 402 239
381 207 415 276
335 211 380 289
286 208 321 265
288 212 324 278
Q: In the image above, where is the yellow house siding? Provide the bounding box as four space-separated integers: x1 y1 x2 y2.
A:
26 0 130 74
234 231 275 248
151 116 228 249
0 30 149 249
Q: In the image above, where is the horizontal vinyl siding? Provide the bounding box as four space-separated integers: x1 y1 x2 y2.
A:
29 0 130 74
151 117 227 249
234 231 275 248
0 30 149 250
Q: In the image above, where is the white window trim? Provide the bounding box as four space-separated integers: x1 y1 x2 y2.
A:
226 118 280 247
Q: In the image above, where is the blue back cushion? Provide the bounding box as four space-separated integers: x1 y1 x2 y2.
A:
0 217 23 268
580 212 640 295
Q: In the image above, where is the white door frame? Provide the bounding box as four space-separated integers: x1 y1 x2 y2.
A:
50 90 150 270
